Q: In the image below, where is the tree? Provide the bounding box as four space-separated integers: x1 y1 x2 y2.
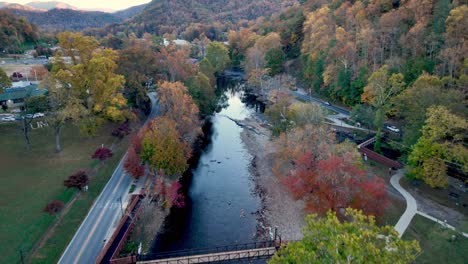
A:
157 81 201 146
0 68 11 89
393 74 464 146
282 146 388 216
64 170 89 190
124 147 145 178
408 106 467 188
112 121 131 139
19 95 48 150
43 200 64 215
92 147 113 161
141 117 188 177
288 102 324 127
361 65 405 152
265 47 286 75
205 42 230 75
269 209 420 263
40 76 87 152
157 45 196 82
56 32 99 65
29 65 49 81
185 73 217 116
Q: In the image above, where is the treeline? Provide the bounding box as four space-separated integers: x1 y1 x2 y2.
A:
0 10 39 53
228 0 467 188
87 0 298 41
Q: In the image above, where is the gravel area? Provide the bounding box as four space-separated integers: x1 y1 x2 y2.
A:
240 113 306 241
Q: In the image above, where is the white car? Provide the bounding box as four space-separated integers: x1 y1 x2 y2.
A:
1 116 16 122
25 113 45 119
386 125 400 133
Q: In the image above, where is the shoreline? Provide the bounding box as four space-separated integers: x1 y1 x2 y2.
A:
240 112 305 241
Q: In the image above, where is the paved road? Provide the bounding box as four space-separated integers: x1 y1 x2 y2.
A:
293 91 351 116
58 93 158 264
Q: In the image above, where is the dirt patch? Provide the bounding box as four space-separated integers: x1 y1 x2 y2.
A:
240 113 305 241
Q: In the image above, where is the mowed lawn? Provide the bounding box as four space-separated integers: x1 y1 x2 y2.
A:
403 215 468 264
0 121 128 263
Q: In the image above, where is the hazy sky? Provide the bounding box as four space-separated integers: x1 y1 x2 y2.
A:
4 0 151 11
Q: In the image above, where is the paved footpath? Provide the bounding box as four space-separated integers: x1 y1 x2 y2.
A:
390 170 468 238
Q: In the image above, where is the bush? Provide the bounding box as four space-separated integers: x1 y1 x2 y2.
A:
64 170 89 190
92 147 113 161
43 200 64 215
112 121 131 139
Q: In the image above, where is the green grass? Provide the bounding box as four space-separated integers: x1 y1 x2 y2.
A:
0 121 128 264
403 215 468 264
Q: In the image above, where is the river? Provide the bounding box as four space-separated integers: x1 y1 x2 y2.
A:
150 79 266 254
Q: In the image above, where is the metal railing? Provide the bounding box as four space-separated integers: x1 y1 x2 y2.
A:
137 240 275 261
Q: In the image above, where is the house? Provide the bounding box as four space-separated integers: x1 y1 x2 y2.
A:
0 84 47 108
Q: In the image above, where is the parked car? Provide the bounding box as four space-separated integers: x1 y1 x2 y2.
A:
1 116 16 122
324 101 331 106
24 112 45 119
386 125 400 133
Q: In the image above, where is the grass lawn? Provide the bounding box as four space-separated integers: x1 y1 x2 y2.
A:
0 120 129 264
403 215 468 264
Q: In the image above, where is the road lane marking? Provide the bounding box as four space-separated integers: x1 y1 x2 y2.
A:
72 171 128 264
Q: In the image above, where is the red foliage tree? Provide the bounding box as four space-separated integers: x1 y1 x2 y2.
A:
282 151 388 217
43 200 65 215
124 147 145 178
64 170 89 190
167 181 185 208
112 120 131 139
92 147 113 161
131 132 143 154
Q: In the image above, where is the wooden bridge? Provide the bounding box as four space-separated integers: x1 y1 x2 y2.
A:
137 240 280 264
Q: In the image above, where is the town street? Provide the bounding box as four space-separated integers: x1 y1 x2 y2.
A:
58 92 158 264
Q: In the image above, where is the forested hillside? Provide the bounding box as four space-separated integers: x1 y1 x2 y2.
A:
228 0 467 187
0 10 39 53
4 8 122 31
103 0 298 40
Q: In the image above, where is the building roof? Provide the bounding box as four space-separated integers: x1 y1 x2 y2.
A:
0 85 47 101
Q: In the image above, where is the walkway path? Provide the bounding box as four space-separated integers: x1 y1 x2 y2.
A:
390 170 468 238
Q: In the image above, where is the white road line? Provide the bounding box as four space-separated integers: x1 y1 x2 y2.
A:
73 170 128 264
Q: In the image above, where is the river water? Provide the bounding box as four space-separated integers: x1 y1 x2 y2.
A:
151 81 265 254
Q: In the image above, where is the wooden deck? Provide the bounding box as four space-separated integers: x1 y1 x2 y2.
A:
137 247 277 264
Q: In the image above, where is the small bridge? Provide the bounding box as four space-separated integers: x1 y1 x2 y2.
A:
137 240 280 264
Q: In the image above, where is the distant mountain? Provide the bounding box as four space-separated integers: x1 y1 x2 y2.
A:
26 1 77 11
0 2 43 11
5 8 122 31
113 3 147 19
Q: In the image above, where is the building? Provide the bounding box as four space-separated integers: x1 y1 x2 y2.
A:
0 84 47 108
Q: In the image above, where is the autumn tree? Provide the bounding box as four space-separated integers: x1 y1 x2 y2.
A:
43 200 64 215
157 44 196 82
124 147 145 178
157 81 201 145
393 74 465 146
269 209 420 264
117 40 158 110
92 147 113 161
140 117 188 177
361 65 405 152
40 76 87 152
288 102 325 127
283 143 388 216
227 28 258 67
29 65 49 81
408 106 468 188
205 42 230 75
0 68 11 89
64 170 89 190
57 32 99 65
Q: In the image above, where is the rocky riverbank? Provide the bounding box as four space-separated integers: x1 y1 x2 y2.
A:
240 113 306 241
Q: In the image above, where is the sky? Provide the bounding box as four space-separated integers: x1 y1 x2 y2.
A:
3 0 151 11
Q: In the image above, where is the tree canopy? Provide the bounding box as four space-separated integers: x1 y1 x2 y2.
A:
269 209 420 264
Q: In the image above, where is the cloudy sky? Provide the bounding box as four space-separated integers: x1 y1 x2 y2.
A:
4 0 151 11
